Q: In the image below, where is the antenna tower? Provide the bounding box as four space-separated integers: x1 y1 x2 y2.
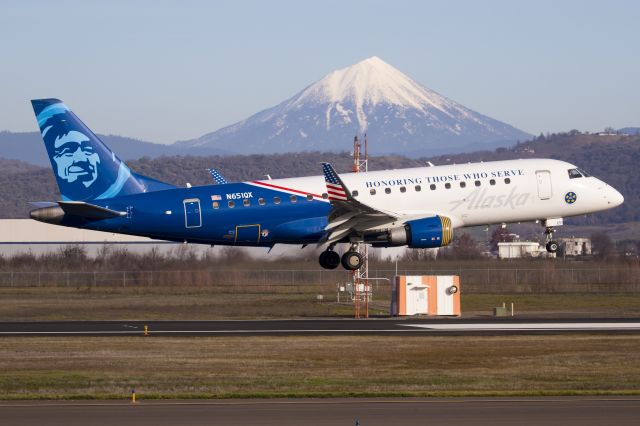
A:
352 134 369 318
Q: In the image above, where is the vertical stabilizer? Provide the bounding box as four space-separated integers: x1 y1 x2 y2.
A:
31 99 172 201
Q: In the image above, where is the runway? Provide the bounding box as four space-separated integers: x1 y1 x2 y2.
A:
1 397 639 426
1 318 640 336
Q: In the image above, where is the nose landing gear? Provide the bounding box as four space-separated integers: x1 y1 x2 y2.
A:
544 227 559 253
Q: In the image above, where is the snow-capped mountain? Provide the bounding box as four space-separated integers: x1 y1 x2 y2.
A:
178 57 532 155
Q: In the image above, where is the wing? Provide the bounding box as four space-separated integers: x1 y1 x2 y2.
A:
321 163 399 245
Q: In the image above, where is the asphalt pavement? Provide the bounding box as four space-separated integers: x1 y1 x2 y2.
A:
1 318 639 336
1 397 639 426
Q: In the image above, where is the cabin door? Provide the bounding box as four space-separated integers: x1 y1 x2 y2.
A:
183 199 202 228
535 170 552 200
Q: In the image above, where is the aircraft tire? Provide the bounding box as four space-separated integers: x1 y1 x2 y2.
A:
319 250 340 270
546 241 559 253
341 251 363 270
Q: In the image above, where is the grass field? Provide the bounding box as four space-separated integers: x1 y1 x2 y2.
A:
1 286 640 320
0 335 638 399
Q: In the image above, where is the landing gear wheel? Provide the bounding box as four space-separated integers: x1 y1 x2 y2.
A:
543 225 559 254
319 250 340 270
341 251 363 270
546 241 559 253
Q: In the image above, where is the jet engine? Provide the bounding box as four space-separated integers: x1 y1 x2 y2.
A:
384 216 453 248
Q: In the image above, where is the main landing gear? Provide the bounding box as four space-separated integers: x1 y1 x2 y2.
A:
544 227 559 253
318 249 340 269
319 244 364 271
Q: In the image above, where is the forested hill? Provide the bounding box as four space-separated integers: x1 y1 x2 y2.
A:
0 131 637 225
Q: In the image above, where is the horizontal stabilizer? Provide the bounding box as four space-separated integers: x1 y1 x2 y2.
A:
58 201 126 219
28 201 58 208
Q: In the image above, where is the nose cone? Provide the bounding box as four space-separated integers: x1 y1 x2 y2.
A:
607 186 624 208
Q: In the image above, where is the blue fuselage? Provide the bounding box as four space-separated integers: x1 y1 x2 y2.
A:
62 183 331 247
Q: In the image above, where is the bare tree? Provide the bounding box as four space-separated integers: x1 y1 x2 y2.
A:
591 232 614 259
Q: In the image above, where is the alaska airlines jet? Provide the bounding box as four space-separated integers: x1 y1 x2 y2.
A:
29 99 624 270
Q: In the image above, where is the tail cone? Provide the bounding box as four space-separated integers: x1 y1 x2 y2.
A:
30 206 65 224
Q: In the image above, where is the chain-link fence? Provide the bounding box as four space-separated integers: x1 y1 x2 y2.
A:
0 267 638 294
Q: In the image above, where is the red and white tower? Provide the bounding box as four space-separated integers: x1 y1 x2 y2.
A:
352 135 369 318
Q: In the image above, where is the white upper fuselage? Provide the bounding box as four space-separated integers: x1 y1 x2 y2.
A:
250 158 623 229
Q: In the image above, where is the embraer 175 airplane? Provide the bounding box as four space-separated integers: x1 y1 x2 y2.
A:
29 99 624 270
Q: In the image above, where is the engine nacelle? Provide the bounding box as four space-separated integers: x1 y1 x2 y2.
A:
387 216 453 248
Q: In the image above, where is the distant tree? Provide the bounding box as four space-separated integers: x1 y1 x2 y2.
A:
490 226 515 252
591 232 614 259
399 248 437 262
450 233 482 259
604 126 617 134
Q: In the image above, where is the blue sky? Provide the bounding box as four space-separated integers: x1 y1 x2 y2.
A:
1 0 639 144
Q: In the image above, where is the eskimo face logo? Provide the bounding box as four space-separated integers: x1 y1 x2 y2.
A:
52 130 101 187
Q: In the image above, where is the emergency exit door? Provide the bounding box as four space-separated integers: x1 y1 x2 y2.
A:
535 170 552 200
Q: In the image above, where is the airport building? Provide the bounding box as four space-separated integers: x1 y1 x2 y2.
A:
558 237 592 256
497 241 545 259
0 219 183 256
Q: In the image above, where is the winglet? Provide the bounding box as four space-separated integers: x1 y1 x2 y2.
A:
322 163 350 201
207 168 228 185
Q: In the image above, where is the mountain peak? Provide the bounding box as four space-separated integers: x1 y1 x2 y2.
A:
180 57 532 155
292 56 459 131
351 55 391 70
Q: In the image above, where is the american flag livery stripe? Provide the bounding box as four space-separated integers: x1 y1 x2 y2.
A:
249 180 323 199
322 163 348 201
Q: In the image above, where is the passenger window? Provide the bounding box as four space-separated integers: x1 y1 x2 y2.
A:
212 202 219 209
228 200 235 208
475 180 481 187
385 188 391 194
370 189 376 195
445 183 451 189
400 186 406 193
490 179 496 185
306 194 313 201
273 196 281 204
258 198 266 206
568 169 582 179
430 184 436 190
352 190 359 197
504 178 511 184
243 199 250 207
322 193 328 199
415 185 421 192
290 195 297 203
460 182 466 188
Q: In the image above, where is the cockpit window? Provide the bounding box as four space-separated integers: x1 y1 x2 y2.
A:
577 168 591 177
568 168 583 179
